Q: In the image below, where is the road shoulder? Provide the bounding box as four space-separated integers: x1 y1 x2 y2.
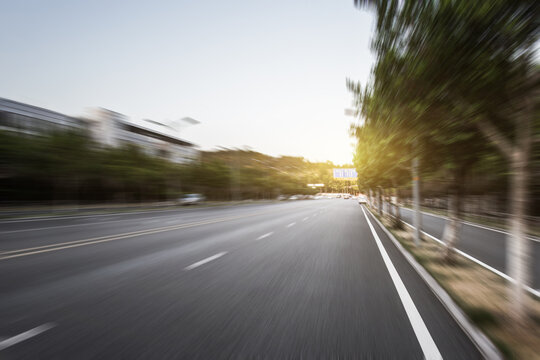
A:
365 206 503 360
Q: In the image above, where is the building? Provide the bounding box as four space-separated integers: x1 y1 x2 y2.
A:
87 108 199 164
0 97 86 135
0 97 199 164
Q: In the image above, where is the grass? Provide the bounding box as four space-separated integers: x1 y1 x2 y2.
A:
372 210 540 359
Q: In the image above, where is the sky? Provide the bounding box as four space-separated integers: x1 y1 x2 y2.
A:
0 0 374 165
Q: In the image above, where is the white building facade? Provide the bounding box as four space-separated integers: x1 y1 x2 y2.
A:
0 98 199 165
0 97 86 135
87 108 199 164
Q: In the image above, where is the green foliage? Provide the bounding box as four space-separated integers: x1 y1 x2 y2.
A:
0 130 351 203
349 0 538 209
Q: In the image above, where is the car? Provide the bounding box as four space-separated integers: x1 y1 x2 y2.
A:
343 194 351 199
177 193 205 205
288 195 300 200
358 195 367 204
277 195 288 201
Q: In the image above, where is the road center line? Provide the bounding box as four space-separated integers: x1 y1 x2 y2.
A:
0 218 228 259
286 222 296 228
0 323 56 351
256 232 273 240
0 209 289 261
184 252 227 270
361 207 442 360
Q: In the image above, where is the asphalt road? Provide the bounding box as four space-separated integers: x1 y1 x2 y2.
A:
0 200 482 359
399 207 540 290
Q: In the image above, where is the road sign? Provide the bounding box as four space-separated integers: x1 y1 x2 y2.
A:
333 168 357 180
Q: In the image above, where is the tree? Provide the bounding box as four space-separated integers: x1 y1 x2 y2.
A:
355 0 539 322
348 83 413 228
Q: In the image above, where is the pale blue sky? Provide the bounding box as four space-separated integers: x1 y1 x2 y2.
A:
0 0 374 164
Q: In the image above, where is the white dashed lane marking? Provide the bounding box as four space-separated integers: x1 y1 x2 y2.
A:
256 232 273 240
0 323 56 351
184 252 228 270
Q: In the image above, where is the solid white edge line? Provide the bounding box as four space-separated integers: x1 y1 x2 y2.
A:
401 221 540 298
400 207 539 242
286 222 296 228
402 222 445 245
361 207 442 360
0 323 56 351
184 252 227 270
365 207 503 360
256 232 273 240
459 222 539 242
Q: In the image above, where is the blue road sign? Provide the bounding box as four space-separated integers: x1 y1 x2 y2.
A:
333 168 358 179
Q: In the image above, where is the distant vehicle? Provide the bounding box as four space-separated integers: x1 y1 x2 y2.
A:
277 195 287 201
288 195 300 200
343 194 351 199
358 196 367 204
336 194 341 198
177 193 205 205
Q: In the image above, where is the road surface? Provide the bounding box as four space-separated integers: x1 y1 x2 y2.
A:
400 207 540 290
0 200 482 358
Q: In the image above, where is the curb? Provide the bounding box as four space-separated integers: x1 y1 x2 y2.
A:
365 206 503 360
